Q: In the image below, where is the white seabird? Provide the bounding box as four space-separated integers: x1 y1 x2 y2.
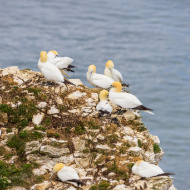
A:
104 60 129 87
49 163 84 187
48 50 76 76
96 90 113 114
38 51 74 86
132 160 174 178
109 81 154 114
86 65 114 89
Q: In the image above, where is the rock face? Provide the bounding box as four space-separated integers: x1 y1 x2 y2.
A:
0 67 176 190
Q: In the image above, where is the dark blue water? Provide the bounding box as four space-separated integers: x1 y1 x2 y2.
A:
0 0 190 189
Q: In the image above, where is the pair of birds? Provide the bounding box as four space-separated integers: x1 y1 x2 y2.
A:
88 62 153 114
86 62 129 89
38 50 76 86
50 160 174 187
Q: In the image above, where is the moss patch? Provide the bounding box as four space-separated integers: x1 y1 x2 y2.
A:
90 180 110 190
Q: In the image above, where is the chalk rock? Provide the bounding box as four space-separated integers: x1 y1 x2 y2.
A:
8 187 27 190
43 138 68 148
33 163 53 176
47 106 59 114
25 141 41 155
1 66 20 76
128 147 142 156
31 181 52 190
0 111 8 125
68 90 86 99
96 144 111 150
75 157 90 168
72 137 85 151
32 113 44 126
37 102 47 109
40 145 70 157
113 184 130 190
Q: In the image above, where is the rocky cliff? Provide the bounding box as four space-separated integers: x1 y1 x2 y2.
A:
0 67 176 190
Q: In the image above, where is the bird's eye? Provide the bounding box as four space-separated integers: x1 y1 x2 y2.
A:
56 55 58 57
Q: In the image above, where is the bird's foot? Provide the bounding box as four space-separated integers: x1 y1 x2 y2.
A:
41 81 56 86
115 109 126 115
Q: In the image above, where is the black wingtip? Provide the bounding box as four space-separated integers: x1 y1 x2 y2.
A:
68 64 77 69
154 173 175 177
133 105 153 111
122 82 130 87
67 179 85 186
64 79 75 86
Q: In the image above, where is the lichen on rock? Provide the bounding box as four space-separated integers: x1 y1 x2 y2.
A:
0 67 176 190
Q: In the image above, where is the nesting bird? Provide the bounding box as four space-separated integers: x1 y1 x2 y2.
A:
86 65 114 89
48 50 76 76
96 90 113 115
104 60 130 87
38 51 74 86
132 160 174 178
49 163 84 187
109 81 154 114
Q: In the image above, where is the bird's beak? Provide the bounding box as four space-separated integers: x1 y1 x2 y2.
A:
61 70 70 77
49 172 55 179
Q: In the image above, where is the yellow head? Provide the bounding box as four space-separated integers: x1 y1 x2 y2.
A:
53 163 64 173
40 51 48 63
48 50 59 57
49 163 64 179
111 81 122 92
136 159 143 166
105 60 114 69
99 90 109 101
88 65 96 73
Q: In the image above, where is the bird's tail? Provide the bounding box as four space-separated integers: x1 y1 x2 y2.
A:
154 173 175 177
68 64 77 69
65 68 75 73
122 82 130 87
133 105 154 115
63 79 75 86
67 179 84 186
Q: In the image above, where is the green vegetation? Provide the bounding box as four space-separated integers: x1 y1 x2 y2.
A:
138 139 143 148
127 163 135 172
107 161 128 180
74 122 86 135
47 131 60 138
90 180 110 190
34 125 46 131
0 103 37 129
27 87 41 96
153 144 161 153
87 120 100 129
0 161 39 189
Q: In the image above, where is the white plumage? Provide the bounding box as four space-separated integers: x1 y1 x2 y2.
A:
104 62 123 82
47 51 74 77
48 52 74 69
132 160 167 178
86 65 114 89
109 82 154 114
50 163 83 187
57 166 79 182
38 51 65 82
96 90 113 113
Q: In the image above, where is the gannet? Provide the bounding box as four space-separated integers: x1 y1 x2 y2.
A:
48 50 76 76
96 90 113 114
49 163 84 187
132 160 174 178
109 81 154 114
38 51 74 86
104 60 130 87
86 65 114 89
